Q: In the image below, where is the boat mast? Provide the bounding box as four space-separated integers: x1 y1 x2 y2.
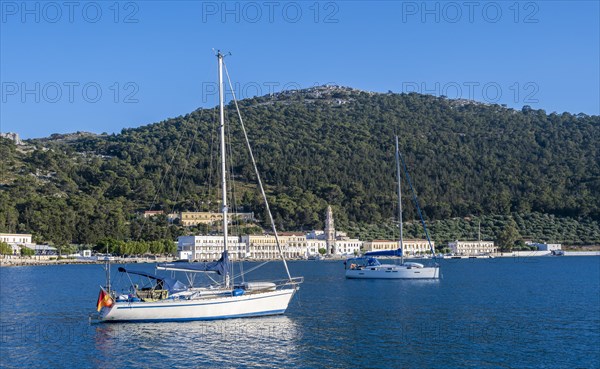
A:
395 136 404 265
217 50 230 288
478 220 481 252
105 241 111 293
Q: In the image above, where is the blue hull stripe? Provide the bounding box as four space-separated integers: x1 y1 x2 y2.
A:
115 291 292 310
105 309 286 323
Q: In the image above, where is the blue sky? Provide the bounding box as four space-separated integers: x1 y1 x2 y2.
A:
1 1 598 139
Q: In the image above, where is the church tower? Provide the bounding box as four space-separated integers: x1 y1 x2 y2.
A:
324 205 336 255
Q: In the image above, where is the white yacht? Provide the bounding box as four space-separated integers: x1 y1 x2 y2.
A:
94 51 302 322
345 136 439 280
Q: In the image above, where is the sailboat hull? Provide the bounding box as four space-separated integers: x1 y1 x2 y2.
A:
345 264 439 279
100 289 297 322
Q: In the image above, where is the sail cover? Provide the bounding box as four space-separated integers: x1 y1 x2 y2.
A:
345 257 381 266
365 249 403 257
156 251 230 275
117 267 188 293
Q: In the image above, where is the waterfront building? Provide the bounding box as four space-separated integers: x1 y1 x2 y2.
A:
0 233 32 244
242 233 308 260
364 239 434 255
178 231 362 260
448 240 496 255
177 235 247 261
0 233 33 255
280 232 309 259
335 238 362 256
306 206 361 256
0 233 59 256
306 239 326 256
25 245 57 256
176 205 363 260
180 212 255 226
525 242 561 251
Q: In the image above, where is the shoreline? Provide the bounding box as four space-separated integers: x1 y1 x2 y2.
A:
2 251 599 267
0 256 175 267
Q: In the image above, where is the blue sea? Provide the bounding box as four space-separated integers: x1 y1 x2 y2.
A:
1 257 599 368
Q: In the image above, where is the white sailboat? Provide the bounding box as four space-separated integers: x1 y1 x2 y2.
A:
95 51 303 322
345 136 439 279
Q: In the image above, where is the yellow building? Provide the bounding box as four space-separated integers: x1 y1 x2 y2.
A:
177 235 247 260
180 212 254 226
363 239 435 255
448 240 496 255
241 233 308 260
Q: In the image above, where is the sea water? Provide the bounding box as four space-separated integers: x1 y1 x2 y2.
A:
1 257 598 368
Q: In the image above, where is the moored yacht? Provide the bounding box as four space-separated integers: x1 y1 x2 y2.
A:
345 136 439 280
94 51 302 322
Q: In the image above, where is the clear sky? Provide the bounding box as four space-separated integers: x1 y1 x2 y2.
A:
1 1 598 139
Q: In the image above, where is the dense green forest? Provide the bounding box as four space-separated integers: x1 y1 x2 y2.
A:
1 86 599 248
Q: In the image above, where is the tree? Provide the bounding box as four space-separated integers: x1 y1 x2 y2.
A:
20 246 35 257
162 239 177 255
2 88 600 246
497 219 521 252
318 248 326 255
0 241 12 255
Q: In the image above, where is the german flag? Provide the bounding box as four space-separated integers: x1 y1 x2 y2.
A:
96 287 114 312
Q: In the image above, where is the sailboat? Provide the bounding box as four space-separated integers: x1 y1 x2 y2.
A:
94 51 303 322
345 136 439 279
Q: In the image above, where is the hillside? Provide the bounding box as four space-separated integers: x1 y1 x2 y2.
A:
1 86 599 247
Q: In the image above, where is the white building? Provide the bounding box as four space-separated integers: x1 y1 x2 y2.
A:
306 239 326 256
448 240 497 255
0 233 34 255
24 244 57 255
0 233 32 244
526 242 561 251
306 230 325 240
177 235 247 261
335 239 363 256
143 210 164 218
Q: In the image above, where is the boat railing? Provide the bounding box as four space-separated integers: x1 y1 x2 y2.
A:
278 276 304 287
181 277 304 299
136 289 169 301
244 277 304 291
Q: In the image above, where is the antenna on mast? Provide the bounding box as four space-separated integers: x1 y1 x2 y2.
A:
213 49 231 57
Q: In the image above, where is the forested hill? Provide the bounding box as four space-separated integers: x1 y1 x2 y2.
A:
1 86 599 246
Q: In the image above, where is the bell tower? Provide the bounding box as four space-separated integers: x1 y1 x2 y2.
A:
324 205 336 255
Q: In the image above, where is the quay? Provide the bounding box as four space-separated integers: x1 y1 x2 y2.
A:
0 255 175 267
